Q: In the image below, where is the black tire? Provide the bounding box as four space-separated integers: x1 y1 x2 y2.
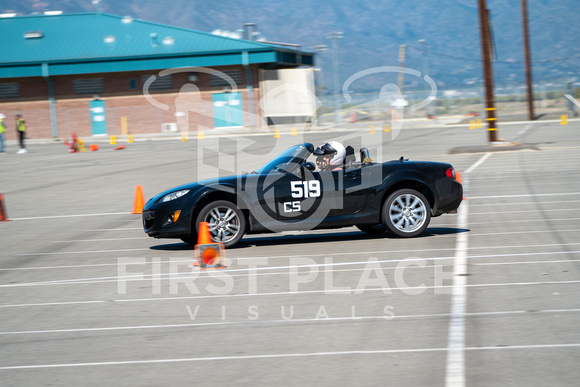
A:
195 200 246 248
356 224 387 234
382 189 431 238
179 235 197 245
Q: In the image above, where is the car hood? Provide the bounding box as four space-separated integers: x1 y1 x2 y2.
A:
146 175 240 205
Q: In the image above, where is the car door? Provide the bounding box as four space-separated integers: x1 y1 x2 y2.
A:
275 171 331 222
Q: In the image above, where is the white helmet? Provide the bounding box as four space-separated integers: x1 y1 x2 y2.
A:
313 141 346 167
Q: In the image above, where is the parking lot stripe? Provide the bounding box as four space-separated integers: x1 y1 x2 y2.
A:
0 344 578 371
2 249 579 289
446 152 491 387
10 212 133 221
84 228 142 231
468 199 580 207
2 278 578 309
52 237 150 243
0 308 578 336
469 192 580 200
470 208 580 215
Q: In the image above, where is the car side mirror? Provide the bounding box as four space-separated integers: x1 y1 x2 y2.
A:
300 162 316 179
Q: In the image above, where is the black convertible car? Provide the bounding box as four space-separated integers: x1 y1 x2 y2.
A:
143 143 463 248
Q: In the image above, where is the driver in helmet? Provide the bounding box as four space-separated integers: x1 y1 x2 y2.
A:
313 141 346 171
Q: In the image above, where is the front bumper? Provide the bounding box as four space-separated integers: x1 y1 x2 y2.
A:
142 202 193 238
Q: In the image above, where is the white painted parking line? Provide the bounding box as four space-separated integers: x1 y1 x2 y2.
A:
446 151 502 387
461 229 580 238
469 192 580 199
468 200 580 207
470 208 580 216
0 343 578 371
14 248 151 256
10 212 134 221
435 217 580 227
12 238 580 259
2 248 579 288
53 237 150 243
2 278 579 309
1 235 578 271
84 228 142 231
1 308 577 336
509 123 534 142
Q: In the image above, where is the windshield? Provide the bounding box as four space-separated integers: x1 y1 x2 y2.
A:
254 143 314 175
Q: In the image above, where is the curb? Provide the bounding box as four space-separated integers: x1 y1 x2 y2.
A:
448 142 540 154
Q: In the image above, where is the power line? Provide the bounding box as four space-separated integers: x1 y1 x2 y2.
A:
407 45 580 64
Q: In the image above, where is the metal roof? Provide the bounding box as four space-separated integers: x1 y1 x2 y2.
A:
0 13 313 78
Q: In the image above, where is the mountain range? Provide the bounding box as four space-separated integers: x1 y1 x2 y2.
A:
3 0 579 92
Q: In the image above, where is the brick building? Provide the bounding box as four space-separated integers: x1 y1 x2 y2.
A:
0 12 315 141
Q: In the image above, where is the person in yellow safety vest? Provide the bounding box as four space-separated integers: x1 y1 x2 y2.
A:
16 114 26 154
0 114 5 153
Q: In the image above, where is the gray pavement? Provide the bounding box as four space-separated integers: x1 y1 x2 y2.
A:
0 119 579 386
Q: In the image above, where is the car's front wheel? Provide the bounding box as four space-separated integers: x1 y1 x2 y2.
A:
382 189 431 238
195 200 246 248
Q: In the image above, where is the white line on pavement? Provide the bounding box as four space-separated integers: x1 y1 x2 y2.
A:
1 308 578 336
0 343 578 371
2 278 579 309
2 248 579 288
446 152 491 387
469 192 580 199
1 235 578 271
10 212 134 221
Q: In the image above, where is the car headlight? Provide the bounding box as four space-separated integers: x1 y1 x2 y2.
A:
161 189 190 202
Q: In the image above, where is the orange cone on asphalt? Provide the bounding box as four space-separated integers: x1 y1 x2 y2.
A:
194 222 226 269
456 171 466 200
132 185 145 214
0 194 9 221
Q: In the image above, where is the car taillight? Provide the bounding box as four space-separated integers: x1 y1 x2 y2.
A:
446 167 456 179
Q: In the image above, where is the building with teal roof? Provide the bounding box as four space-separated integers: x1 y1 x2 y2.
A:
0 12 315 139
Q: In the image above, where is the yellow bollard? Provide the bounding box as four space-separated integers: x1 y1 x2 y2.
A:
77 138 87 152
369 124 376 134
274 129 281 138
181 132 188 142
127 133 134 143
110 135 117 145
469 120 476 130
476 118 482 128
291 127 298 136
197 130 204 140
561 115 568 125
121 117 128 135
383 124 391 132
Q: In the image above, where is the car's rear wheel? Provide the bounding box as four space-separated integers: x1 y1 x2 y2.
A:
195 200 246 248
356 224 387 234
383 189 431 238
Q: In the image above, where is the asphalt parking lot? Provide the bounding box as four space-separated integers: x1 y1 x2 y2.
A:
0 119 579 386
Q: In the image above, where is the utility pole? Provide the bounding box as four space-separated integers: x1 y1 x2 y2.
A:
418 39 433 117
521 0 535 121
397 44 406 94
327 32 343 125
478 0 498 142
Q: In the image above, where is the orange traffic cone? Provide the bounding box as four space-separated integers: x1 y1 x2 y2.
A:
132 185 145 214
456 171 466 200
0 193 9 221
194 222 226 269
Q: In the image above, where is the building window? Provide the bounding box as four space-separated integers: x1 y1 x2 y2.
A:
141 74 173 91
211 70 243 87
0 83 20 98
129 79 137 90
73 79 104 95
